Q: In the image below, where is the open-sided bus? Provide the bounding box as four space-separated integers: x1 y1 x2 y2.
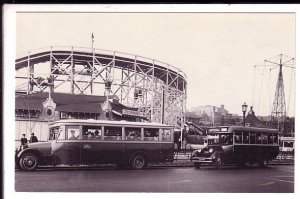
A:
191 126 279 169
15 119 174 171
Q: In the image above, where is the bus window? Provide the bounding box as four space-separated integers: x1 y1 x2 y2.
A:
234 132 242 144
261 133 268 144
284 141 294 148
66 126 80 140
249 132 256 144
162 129 172 142
268 133 275 144
144 128 159 141
82 126 102 140
125 127 141 141
220 134 233 145
256 133 262 144
242 132 249 144
273 134 278 144
104 126 122 140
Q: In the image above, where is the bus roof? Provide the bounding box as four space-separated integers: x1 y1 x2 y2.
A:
229 126 278 133
207 126 278 134
49 119 174 128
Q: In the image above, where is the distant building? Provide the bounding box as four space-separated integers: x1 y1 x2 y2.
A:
15 92 147 143
190 104 239 126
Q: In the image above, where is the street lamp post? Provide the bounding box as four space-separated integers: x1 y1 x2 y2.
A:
242 102 248 126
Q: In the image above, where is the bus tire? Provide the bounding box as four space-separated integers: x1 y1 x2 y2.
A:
194 162 201 169
259 159 269 168
19 152 39 171
214 154 223 169
130 154 147 170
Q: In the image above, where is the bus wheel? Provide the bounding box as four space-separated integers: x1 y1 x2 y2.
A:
259 159 269 168
214 155 223 169
19 153 39 171
194 162 201 169
131 154 147 170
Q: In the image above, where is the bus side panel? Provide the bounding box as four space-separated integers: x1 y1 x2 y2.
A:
234 145 279 162
93 141 123 164
160 142 174 162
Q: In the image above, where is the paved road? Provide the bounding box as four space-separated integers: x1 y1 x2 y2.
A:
15 165 294 193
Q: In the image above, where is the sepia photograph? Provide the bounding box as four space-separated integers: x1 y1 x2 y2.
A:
3 4 298 198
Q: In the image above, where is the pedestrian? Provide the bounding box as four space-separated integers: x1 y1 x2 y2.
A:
178 138 182 152
183 138 187 154
29 133 38 143
174 142 178 154
20 134 28 145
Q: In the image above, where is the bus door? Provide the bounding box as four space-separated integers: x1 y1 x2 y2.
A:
80 126 102 164
64 126 81 165
219 133 234 162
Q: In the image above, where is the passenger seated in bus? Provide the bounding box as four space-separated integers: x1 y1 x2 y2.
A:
87 131 93 140
69 130 78 140
94 130 101 139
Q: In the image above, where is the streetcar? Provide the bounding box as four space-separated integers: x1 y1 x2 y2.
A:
15 119 174 171
191 126 279 169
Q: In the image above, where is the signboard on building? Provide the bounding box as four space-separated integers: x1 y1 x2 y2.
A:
122 109 146 118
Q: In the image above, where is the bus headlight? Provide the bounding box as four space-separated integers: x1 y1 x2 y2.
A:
209 148 214 153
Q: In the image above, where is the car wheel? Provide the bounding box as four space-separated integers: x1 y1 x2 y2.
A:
214 154 223 169
194 162 201 169
19 153 39 171
131 154 147 170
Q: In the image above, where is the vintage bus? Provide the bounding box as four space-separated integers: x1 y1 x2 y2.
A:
15 119 174 171
279 136 294 154
191 126 279 169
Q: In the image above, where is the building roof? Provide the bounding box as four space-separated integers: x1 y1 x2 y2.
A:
15 92 136 114
235 113 274 129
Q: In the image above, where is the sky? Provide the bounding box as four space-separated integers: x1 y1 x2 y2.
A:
16 12 296 116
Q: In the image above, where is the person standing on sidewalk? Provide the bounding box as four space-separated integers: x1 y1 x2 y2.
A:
29 133 38 143
20 134 28 145
183 138 187 154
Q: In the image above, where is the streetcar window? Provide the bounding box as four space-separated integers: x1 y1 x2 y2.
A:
125 127 141 141
49 127 59 140
242 132 250 144
249 132 256 144
104 126 122 140
234 132 242 144
144 128 159 141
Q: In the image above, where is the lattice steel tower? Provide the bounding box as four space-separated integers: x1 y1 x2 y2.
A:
265 54 294 133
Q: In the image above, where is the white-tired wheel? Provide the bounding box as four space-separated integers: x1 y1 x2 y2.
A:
19 153 39 171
